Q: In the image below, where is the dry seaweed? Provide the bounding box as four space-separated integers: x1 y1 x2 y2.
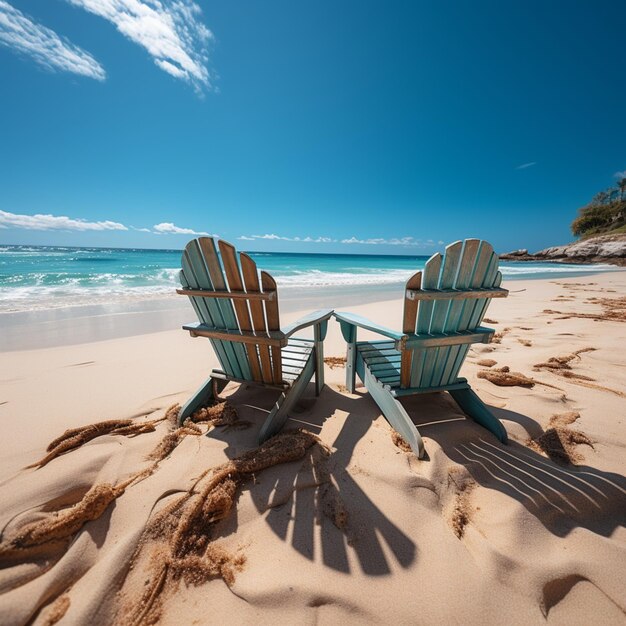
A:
121 429 326 625
0 483 125 560
533 347 596 372
391 430 412 453
542 296 626 322
533 349 625 397
477 366 562 390
324 356 347 369
190 401 250 431
40 594 71 626
527 428 593 465
549 411 581 427
28 405 180 469
146 420 203 462
477 367 535 387
476 359 497 367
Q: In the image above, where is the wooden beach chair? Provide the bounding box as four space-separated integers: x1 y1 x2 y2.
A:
334 239 509 458
177 237 333 442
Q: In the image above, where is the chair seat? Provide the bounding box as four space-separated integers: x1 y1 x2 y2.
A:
281 338 314 384
357 341 401 388
211 337 314 388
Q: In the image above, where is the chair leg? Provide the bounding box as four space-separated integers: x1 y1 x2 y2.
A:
449 387 508 444
362 364 425 458
179 376 227 426
345 342 357 393
314 324 324 396
258 353 316 443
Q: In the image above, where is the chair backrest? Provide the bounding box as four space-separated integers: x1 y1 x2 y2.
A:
179 237 283 385
400 239 504 389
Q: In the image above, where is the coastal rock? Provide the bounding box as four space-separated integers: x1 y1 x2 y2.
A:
500 233 626 266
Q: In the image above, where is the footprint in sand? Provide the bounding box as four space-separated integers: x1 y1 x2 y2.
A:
444 467 477 539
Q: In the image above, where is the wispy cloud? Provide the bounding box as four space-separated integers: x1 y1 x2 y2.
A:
238 234 441 247
66 0 212 91
153 222 209 235
0 1 106 80
515 161 536 170
341 236 436 247
0 209 126 231
614 170 626 179
238 234 336 243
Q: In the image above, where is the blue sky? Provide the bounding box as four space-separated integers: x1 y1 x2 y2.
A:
0 0 624 254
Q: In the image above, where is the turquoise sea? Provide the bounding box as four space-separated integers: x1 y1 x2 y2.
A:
0 244 619 313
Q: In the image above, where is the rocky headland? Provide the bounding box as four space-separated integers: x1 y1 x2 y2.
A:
500 233 626 267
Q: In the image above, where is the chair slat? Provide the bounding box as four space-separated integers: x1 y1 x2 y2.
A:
194 238 251 380
179 269 232 377
413 246 453 387
432 239 481 386
218 240 262 382
401 271 421 387
262 270 283 383
444 265 503 386
240 252 275 384
440 242 495 386
407 252 442 387
182 241 243 378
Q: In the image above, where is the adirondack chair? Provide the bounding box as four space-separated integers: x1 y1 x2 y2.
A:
177 237 333 442
334 239 509 458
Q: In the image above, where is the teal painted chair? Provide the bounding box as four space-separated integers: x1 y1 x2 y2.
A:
177 237 333 442
334 239 509 458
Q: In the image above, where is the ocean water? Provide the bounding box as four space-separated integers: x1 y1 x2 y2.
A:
0 244 620 313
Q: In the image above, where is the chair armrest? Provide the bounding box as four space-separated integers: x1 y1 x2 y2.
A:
282 308 334 338
333 311 405 342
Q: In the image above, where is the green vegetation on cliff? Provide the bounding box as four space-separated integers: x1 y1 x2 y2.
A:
572 177 626 238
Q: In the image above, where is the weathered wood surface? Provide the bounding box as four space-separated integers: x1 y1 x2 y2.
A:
405 287 508 301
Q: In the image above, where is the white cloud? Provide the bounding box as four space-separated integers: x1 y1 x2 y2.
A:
66 0 212 91
0 209 127 231
238 234 440 247
238 234 336 243
153 222 209 235
0 1 106 80
132 226 152 232
614 170 626 179
341 236 429 246
515 162 536 170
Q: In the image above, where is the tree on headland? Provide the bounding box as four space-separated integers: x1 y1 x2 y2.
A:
571 177 626 237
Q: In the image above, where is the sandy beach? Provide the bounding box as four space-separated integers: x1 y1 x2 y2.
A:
1 271 625 625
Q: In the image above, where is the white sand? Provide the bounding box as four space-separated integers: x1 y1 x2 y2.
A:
0 273 625 624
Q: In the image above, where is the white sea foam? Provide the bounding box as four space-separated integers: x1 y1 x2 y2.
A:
499 263 620 275
0 252 620 313
274 269 414 288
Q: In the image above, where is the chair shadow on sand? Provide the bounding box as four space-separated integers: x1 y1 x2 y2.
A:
208 383 417 576
207 381 626 575
447 406 626 538
393 390 626 538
